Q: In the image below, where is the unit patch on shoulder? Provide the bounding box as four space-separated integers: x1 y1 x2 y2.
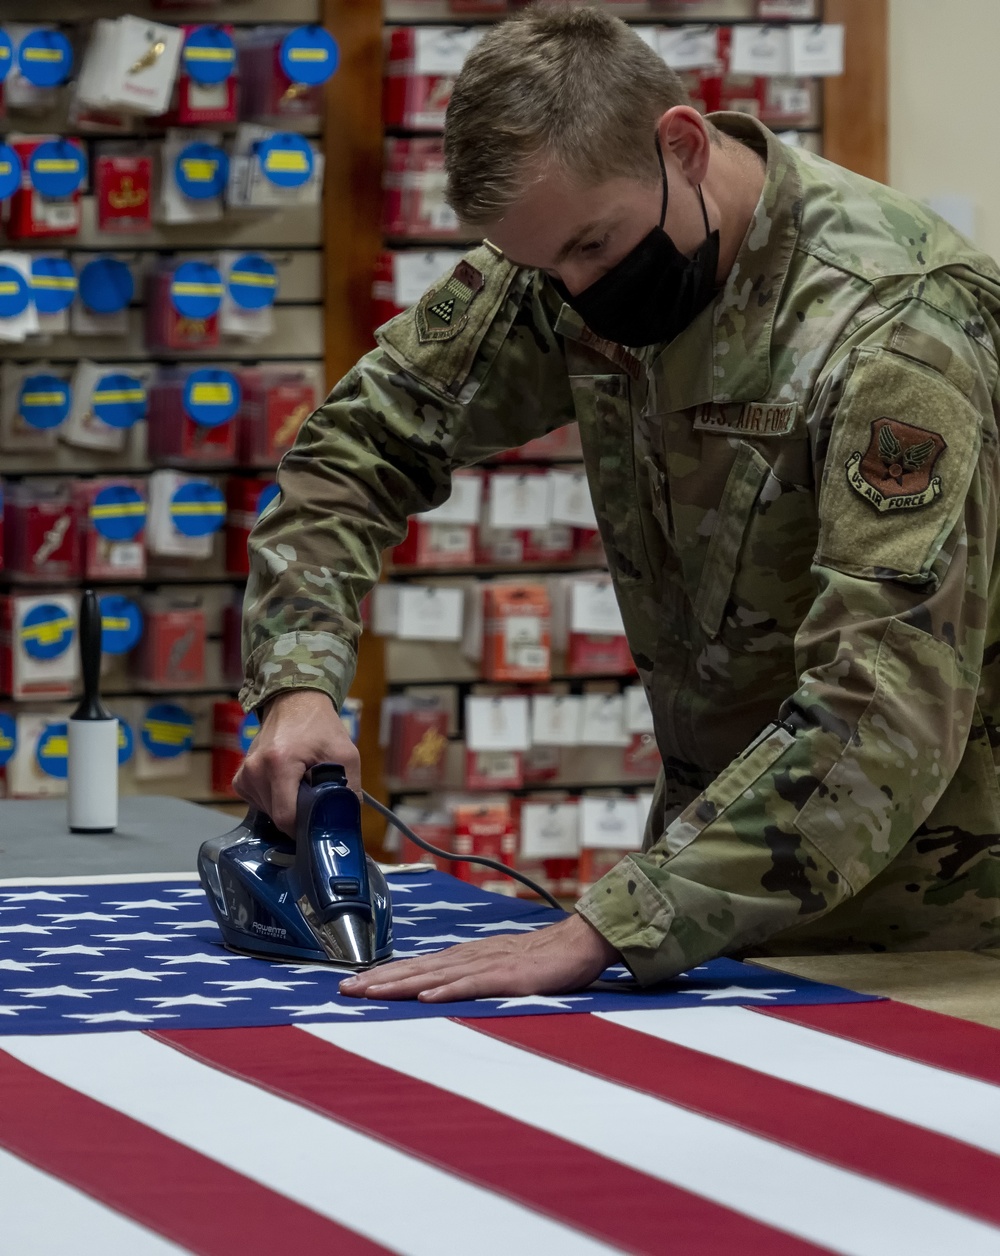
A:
416 259 486 343
845 417 946 513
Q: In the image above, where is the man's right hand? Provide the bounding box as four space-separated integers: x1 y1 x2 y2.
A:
233 689 361 837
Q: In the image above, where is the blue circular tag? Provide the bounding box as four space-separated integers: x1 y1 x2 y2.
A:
0 265 30 319
142 703 194 759
36 722 69 780
0 712 15 768
28 139 86 199
31 255 77 314
18 374 70 430
257 133 314 189
0 143 22 202
0 31 12 85
182 368 240 427
91 486 146 541
239 712 260 755
257 481 280 518
21 604 74 661
182 25 236 85
170 260 223 318
175 142 229 200
99 594 144 655
91 372 146 429
117 716 134 766
227 253 278 310
17 29 73 89
279 26 339 86
170 481 226 537
78 257 134 315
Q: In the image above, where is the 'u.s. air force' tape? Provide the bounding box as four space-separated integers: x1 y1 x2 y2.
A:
28 139 86 199
0 713 16 769
78 257 134 315
0 265 30 319
175 142 229 200
279 25 338 86
91 372 146 428
36 722 69 779
227 253 278 310
0 143 23 202
18 374 70 429
182 25 236 85
31 256 77 314
183 368 240 427
90 486 147 541
116 717 135 766
170 260 223 318
20 604 75 660
17 29 73 89
239 712 260 755
142 703 194 759
170 481 226 537
99 595 144 655
257 133 314 189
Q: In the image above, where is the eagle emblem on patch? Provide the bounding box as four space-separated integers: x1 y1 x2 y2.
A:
845 418 946 513
416 259 486 343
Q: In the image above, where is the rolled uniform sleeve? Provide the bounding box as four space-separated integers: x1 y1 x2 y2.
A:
578 329 1000 984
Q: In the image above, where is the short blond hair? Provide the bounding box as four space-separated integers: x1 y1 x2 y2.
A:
444 5 690 226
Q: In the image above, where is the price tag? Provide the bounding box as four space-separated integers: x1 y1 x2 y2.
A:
394 251 459 306
521 802 580 859
170 260 224 318
183 368 240 426
175 142 229 200
91 486 146 541
396 585 465 641
488 473 552 530
729 26 792 77
414 27 483 76
658 26 719 70
570 580 626 636
624 684 655 734
28 139 86 199
183 25 237 85
419 473 483 525
280 25 339 87
580 796 641 851
257 134 315 189
549 469 597 528
530 694 583 747
18 374 70 430
91 372 146 429
169 481 226 537
789 24 845 76
31 256 76 315
579 693 630 747
465 695 531 752
18 29 73 89
227 254 278 311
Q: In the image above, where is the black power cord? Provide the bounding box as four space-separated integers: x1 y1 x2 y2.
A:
362 790 566 914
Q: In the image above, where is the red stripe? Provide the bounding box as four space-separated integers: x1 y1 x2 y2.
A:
158 1024 829 1256
461 1013 1000 1229
759 1001 1000 1087
0 1048 388 1256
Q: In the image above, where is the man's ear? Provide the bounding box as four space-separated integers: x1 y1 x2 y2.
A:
656 107 712 187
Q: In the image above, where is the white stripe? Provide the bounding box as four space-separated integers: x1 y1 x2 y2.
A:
600 1006 1000 1156
302 1018 1000 1256
0 1034 616 1256
0 1147 187 1256
0 873 200 887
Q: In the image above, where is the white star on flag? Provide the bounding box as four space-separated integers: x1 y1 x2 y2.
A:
0 959 55 973
80 968 182 983
684 986 795 1001
63 1011 179 1025
412 901 489 912
156 920 216 930
0 924 71 936
381 883 431 894
27 945 127 958
103 899 184 911
408 934 476 946
206 978 317 993
278 963 359 976
9 985 113 999
458 920 546 933
273 1002 390 1017
163 889 206 898
147 953 236 966
41 912 134 924
0 892 84 903
478 995 592 1010
0 1004 44 1016
390 917 435 926
136 994 252 1009
96 932 189 943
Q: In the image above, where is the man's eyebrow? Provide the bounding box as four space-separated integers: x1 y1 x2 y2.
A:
487 218 612 271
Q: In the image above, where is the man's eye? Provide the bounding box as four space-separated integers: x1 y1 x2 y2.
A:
579 235 609 255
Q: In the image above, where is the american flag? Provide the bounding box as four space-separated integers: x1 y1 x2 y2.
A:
1 873 998 1255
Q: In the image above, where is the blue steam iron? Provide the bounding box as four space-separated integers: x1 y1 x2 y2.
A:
198 763 393 969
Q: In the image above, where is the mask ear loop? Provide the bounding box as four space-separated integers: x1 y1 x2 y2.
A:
695 184 712 238
655 134 711 239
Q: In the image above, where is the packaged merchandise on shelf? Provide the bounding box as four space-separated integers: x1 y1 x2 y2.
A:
218 250 278 341
145 256 223 353
384 802 453 868
576 794 645 894
530 692 584 747
147 468 226 558
174 24 239 126
137 594 206 690
464 693 532 756
226 124 324 211
0 250 40 342
578 691 631 747
464 746 523 791
0 362 70 450
371 249 465 327
548 465 598 530
94 149 154 234
74 477 148 580
0 142 23 212
2 481 81 584
71 254 135 338
225 474 277 576
235 366 315 466
564 573 634 675
147 367 240 466
623 730 661 778
6 136 86 242
393 469 482 568
61 360 149 452
3 27 74 115
6 711 71 798
237 25 339 123
158 129 228 224
211 698 259 796
382 138 459 239
521 523 575 564
30 253 76 337
519 798 580 900
481 582 551 682
134 698 195 780
372 581 465 643
98 593 145 660
384 694 450 788
0 709 16 795
0 593 78 700
382 26 483 131
221 593 243 686
451 799 517 892
73 16 183 118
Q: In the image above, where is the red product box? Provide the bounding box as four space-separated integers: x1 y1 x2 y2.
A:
393 518 475 568
382 137 459 239
175 25 239 125
145 265 220 353
567 632 635 676
522 743 560 785
576 847 624 896
147 372 238 466
211 698 253 797
717 27 766 118
383 28 457 131
3 481 81 584
574 528 606 564
623 731 661 779
226 475 276 576
0 593 78 701
388 704 450 788
481 583 551 683
521 524 574 564
221 598 243 687
451 801 518 892
372 250 405 330
236 368 315 467
6 137 84 241
95 153 153 234
464 747 523 791
138 599 206 690
238 34 324 122
73 477 147 580
393 809 454 868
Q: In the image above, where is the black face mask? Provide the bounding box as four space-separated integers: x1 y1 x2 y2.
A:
552 139 720 349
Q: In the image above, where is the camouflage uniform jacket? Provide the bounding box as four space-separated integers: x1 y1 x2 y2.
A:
243 113 1000 985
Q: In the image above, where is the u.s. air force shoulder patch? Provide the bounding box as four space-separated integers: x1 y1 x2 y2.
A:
416 259 486 343
845 417 946 513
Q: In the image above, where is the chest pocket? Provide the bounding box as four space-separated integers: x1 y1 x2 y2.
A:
571 372 650 585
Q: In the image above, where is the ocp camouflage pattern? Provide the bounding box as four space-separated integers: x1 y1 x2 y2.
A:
243 114 1000 985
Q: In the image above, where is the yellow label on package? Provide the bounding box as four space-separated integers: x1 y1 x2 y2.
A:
264 150 309 173
190 382 232 405
143 719 190 746
180 158 218 182
21 391 65 406
21 616 74 645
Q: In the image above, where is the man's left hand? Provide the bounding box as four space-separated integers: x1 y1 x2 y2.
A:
339 911 620 1003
